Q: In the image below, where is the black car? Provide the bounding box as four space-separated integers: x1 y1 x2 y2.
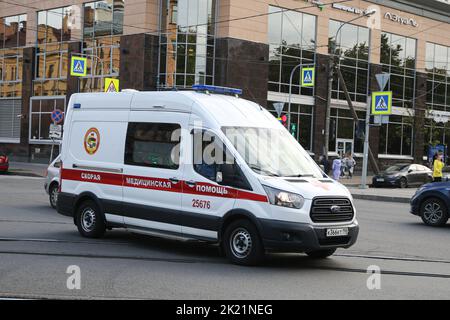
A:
372 163 432 188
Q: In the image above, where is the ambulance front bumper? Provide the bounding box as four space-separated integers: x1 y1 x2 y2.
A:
258 219 359 253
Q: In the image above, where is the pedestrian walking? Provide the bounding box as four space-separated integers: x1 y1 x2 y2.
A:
432 152 444 182
332 156 342 181
319 154 330 175
345 153 356 179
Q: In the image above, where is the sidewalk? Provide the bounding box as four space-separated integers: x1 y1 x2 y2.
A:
338 175 414 203
5 162 48 178
347 186 415 203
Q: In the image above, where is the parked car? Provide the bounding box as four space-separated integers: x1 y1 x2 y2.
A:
442 166 450 181
44 155 61 209
410 182 449 226
372 163 432 188
0 152 9 173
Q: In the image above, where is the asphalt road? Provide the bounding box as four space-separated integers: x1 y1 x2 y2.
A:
0 175 449 300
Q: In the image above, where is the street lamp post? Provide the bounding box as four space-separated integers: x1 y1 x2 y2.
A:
323 10 376 160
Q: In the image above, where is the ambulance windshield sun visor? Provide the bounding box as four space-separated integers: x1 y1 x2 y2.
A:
222 127 322 179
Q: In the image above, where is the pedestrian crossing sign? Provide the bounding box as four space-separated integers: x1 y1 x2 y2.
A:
104 78 120 93
301 67 315 87
70 56 87 77
372 91 392 115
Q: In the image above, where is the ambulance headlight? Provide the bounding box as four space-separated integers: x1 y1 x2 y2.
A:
263 186 304 209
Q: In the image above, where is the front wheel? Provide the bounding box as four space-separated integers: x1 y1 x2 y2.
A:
399 177 408 189
223 219 264 266
75 200 106 238
306 249 336 259
421 198 448 227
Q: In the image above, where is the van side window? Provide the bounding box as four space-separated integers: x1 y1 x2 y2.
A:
192 130 252 190
125 123 181 170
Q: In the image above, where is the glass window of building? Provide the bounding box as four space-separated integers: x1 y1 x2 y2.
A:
378 115 413 156
380 32 417 109
34 7 74 96
424 119 450 159
159 0 216 89
29 98 66 142
268 6 316 96
329 20 370 103
328 108 366 155
81 0 124 92
425 42 450 112
0 14 26 143
267 101 313 151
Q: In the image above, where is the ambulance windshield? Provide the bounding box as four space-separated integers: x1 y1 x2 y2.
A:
222 127 323 178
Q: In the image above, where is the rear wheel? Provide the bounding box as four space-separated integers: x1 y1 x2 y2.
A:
306 248 336 259
75 200 106 238
420 198 448 227
49 183 59 209
223 219 264 266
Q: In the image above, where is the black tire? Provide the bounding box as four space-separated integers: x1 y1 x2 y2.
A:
420 197 449 227
49 183 59 209
306 248 336 259
223 219 264 266
399 177 408 189
75 200 106 238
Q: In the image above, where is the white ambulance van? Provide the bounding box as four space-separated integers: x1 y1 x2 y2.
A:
57 85 359 265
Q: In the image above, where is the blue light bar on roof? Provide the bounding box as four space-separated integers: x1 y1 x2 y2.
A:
192 85 242 96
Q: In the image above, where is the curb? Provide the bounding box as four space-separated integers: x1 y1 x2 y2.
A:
351 193 410 204
2 171 44 178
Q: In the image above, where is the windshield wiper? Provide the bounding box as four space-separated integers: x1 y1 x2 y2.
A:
249 165 280 177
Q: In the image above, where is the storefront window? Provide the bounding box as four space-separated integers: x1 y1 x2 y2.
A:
329 108 366 154
267 101 313 151
378 115 413 156
425 43 450 112
29 97 66 142
329 20 369 103
380 32 416 109
159 0 216 88
268 6 316 96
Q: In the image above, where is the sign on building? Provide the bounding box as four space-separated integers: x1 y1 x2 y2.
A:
372 91 392 115
49 124 62 140
70 56 87 77
301 67 315 87
104 78 120 93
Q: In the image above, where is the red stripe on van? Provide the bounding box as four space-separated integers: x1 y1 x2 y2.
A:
61 168 122 186
61 168 267 203
123 175 182 192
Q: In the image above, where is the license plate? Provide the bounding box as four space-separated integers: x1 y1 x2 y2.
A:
326 228 349 237
376 178 384 182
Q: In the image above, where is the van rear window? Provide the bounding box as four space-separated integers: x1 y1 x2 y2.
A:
125 122 181 170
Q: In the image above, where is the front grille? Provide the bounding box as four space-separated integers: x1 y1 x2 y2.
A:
310 197 354 223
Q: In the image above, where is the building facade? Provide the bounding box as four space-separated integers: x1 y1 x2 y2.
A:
0 0 449 167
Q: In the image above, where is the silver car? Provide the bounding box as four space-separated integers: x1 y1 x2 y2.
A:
44 155 61 209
